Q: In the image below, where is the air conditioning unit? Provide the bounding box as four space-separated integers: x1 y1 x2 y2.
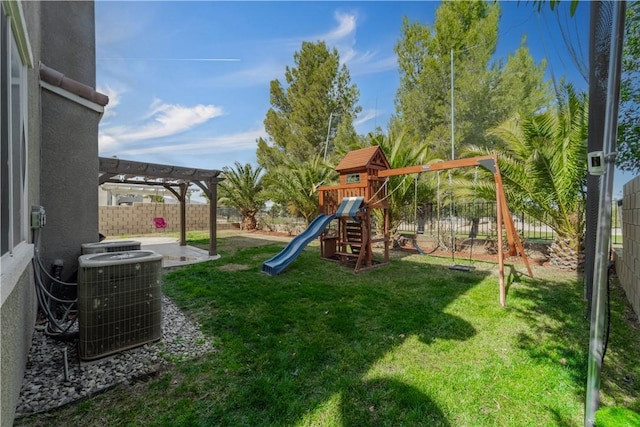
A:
78 250 163 361
81 240 142 254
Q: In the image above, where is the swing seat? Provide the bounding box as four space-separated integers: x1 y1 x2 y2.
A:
153 217 168 229
449 264 475 272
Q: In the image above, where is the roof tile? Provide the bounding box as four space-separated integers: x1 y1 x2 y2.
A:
335 146 387 172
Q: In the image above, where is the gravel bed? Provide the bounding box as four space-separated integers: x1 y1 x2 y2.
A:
15 296 213 417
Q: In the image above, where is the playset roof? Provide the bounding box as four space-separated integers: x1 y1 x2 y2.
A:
335 146 390 173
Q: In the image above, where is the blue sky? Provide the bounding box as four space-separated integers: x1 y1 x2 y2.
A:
95 1 633 197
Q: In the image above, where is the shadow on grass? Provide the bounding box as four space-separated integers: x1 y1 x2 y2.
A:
508 274 589 383
340 378 450 426
598 276 640 413
161 239 490 426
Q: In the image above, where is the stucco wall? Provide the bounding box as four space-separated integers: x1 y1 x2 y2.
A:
39 91 102 279
39 1 96 87
38 1 101 281
1 268 36 427
618 175 640 318
1 1 41 425
2 2 101 424
99 204 239 236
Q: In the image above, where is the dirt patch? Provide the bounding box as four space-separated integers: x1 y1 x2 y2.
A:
396 235 550 266
216 229 572 278
248 229 293 239
218 263 251 272
215 230 292 254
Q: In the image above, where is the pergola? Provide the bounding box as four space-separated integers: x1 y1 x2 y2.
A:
99 157 224 256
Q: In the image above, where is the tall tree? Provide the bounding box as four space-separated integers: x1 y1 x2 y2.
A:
218 162 266 231
394 2 550 158
478 83 589 270
256 41 361 171
490 38 551 123
265 156 336 225
617 1 640 174
395 1 499 157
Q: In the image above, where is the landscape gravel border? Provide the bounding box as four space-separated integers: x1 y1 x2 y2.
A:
15 296 213 418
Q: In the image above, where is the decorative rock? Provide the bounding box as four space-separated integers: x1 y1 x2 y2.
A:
14 296 213 417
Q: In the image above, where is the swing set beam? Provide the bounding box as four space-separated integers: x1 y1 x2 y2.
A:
379 154 533 307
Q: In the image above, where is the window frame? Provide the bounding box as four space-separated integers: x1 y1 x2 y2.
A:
1 1 33 303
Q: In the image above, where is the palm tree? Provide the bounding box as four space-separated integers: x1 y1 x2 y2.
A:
266 156 336 225
480 83 588 269
219 162 266 230
365 128 436 236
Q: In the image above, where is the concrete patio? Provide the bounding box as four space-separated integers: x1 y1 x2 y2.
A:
103 237 220 268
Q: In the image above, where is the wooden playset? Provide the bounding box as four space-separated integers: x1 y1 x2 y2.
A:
316 146 533 306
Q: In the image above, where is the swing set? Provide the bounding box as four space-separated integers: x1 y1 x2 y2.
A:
401 166 482 271
317 146 533 306
378 155 533 281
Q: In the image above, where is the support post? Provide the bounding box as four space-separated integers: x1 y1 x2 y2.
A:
495 175 506 307
179 183 188 246
208 179 218 256
384 207 390 264
585 2 626 425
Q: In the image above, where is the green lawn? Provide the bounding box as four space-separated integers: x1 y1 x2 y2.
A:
16 231 640 426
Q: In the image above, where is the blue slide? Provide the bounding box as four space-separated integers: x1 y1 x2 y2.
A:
262 213 336 276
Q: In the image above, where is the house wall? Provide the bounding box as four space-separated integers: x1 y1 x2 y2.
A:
618 175 640 318
99 204 239 236
1 2 41 426
38 1 101 282
2 2 102 425
1 268 36 427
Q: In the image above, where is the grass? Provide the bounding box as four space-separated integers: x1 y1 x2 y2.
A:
16 230 640 426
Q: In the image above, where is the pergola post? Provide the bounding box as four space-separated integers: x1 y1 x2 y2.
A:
208 178 218 256
179 183 188 246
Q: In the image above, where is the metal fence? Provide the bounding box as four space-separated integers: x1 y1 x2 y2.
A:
396 201 623 245
217 207 242 223
220 203 624 245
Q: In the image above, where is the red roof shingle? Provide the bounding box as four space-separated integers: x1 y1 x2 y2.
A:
335 146 389 172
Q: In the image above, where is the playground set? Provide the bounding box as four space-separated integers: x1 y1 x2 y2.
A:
263 146 533 306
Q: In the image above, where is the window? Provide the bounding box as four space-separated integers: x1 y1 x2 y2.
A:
346 173 361 184
1 5 28 256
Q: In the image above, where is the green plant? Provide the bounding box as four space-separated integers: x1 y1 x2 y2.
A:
595 407 640 426
15 232 640 426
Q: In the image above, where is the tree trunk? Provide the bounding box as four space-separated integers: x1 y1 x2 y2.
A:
242 214 258 231
548 236 585 271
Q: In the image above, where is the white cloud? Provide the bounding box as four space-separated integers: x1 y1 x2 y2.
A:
97 85 123 119
354 109 379 127
202 10 395 89
321 12 357 42
320 11 397 76
98 133 120 153
99 100 224 155
113 128 266 157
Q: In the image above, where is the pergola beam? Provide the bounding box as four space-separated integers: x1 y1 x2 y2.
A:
98 157 223 256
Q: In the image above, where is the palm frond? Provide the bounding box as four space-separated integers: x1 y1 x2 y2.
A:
483 82 588 241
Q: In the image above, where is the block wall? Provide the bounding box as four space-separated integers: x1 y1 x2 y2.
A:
618 175 640 318
99 204 237 236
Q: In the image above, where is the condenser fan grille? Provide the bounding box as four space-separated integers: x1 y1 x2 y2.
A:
81 240 142 254
78 250 163 361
